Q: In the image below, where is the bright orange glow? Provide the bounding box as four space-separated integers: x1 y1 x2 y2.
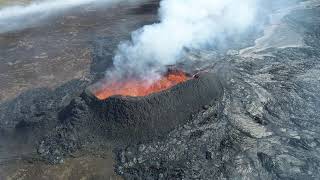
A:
91 70 190 100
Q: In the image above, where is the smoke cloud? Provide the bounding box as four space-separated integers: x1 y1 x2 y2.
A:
108 0 257 82
0 0 143 33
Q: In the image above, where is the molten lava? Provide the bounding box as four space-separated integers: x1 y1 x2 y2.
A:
92 70 190 100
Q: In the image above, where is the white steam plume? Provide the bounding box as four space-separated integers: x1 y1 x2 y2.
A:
108 0 257 81
0 0 143 33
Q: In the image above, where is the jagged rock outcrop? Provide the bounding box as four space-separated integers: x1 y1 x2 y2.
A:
38 72 223 163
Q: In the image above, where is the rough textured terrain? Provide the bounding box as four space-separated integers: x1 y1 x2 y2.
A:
1 0 320 180
115 1 320 179
0 1 159 179
37 72 223 163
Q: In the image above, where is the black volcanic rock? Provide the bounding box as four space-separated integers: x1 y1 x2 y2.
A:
2 1 320 179
114 5 320 179
87 72 222 140
0 79 89 133
38 72 223 163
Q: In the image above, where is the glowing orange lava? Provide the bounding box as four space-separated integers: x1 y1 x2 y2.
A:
92 70 190 100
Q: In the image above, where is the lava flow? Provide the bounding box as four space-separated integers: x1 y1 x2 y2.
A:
91 70 190 100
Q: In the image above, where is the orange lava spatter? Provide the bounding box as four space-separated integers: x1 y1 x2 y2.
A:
92 70 190 100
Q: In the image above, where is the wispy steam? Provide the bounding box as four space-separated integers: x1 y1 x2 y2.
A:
0 0 142 33
108 0 257 81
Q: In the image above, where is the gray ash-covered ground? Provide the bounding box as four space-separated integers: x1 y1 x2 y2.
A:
1 0 320 179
